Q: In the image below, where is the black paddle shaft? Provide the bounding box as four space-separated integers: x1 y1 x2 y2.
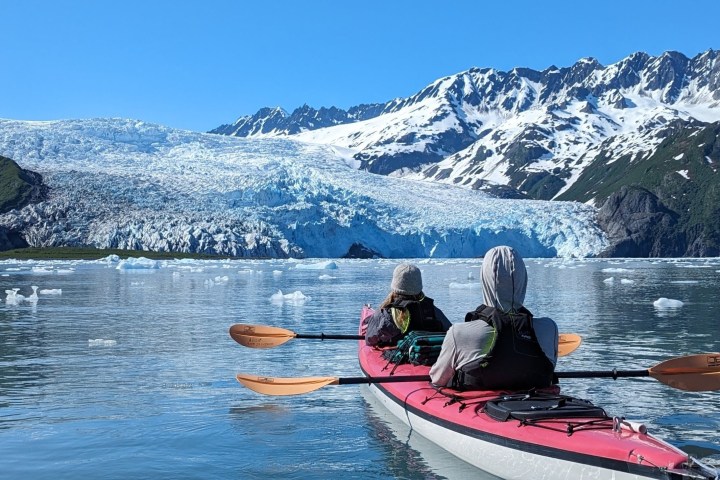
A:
295 333 364 341
337 370 651 386
557 369 650 380
338 375 432 385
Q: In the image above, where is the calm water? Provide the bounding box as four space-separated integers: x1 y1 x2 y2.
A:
1 257 719 479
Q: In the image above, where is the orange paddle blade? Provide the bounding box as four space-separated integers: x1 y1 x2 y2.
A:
558 333 582 357
649 353 720 391
229 324 295 348
236 374 339 396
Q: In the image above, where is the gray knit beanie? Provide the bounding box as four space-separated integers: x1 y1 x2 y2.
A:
390 263 423 296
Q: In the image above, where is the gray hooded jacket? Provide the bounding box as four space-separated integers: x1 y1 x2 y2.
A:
429 246 558 387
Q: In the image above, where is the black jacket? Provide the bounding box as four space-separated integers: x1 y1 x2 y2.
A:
365 296 451 347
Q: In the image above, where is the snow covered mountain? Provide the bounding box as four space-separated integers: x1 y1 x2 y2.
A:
212 50 720 202
0 118 607 258
211 104 386 137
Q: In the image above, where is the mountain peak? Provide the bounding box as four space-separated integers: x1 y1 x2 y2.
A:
577 56 602 66
210 48 720 203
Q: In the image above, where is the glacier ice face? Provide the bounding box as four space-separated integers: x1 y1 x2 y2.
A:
0 118 607 258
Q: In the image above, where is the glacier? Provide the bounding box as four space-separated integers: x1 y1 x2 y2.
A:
0 118 608 258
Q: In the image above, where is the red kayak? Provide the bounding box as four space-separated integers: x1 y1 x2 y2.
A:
358 306 718 480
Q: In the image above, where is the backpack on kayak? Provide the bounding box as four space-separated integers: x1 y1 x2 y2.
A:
382 330 446 366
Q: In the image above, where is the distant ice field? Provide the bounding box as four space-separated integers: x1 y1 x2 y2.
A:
0 118 607 258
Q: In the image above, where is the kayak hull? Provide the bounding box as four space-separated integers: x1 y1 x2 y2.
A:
358 309 717 479
367 381 667 480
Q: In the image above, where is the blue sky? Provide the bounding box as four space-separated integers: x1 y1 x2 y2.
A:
1 0 718 132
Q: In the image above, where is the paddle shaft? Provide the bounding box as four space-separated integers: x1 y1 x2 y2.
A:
347 368 718 383
236 354 720 394
557 370 649 380
329 370 654 385
229 324 582 356
338 375 432 385
297 333 364 341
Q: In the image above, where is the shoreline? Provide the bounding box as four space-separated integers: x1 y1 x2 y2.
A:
0 247 255 261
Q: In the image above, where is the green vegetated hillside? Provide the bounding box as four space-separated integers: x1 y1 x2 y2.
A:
1 155 36 212
1 155 49 251
559 121 720 256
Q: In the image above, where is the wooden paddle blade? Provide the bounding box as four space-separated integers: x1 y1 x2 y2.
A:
229 324 295 349
236 374 339 396
558 333 582 357
649 353 720 391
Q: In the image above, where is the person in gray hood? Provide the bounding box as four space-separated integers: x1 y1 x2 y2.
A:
429 246 558 390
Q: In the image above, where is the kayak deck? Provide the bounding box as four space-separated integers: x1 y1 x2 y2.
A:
358 313 717 479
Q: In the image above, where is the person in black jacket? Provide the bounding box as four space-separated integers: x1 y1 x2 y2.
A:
429 246 558 390
365 263 451 347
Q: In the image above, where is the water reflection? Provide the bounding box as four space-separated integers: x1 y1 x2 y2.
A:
360 386 501 480
1 257 719 477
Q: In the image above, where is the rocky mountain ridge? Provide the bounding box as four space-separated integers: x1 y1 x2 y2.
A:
212 49 720 204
